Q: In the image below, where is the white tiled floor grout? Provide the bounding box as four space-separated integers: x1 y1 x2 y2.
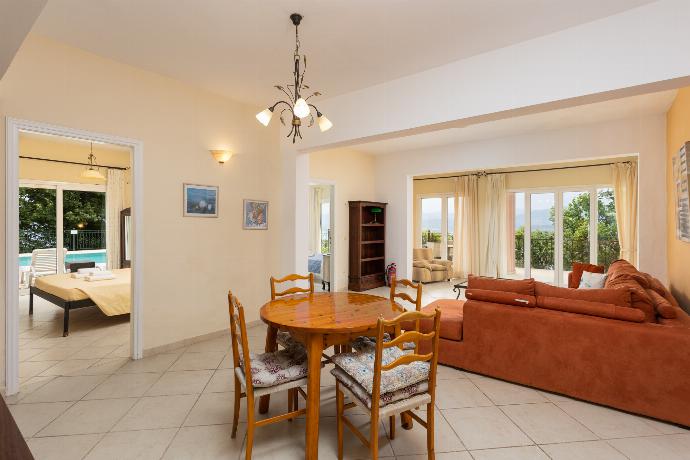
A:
5 292 689 460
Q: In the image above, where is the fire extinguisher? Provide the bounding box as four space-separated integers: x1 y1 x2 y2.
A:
385 263 397 286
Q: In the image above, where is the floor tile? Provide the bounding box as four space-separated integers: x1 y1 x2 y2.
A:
117 353 179 373
315 413 395 459
70 345 119 360
21 375 108 403
113 394 199 431
76 357 130 376
436 364 468 380
204 368 235 393
37 398 137 436
501 403 596 444
146 370 214 396
169 351 225 371
9 401 74 437
163 423 246 459
434 379 493 409
607 433 690 460
540 440 628 460
442 406 533 450
27 347 80 362
20 360 59 379
40 359 101 377
397 453 471 460
184 391 235 426
557 400 664 438
386 409 465 455
470 376 548 405
187 337 230 352
4 376 56 404
84 372 162 399
85 428 178 460
27 434 102 460
470 445 550 460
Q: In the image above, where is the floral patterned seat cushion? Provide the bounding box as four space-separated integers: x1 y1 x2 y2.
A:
331 343 429 394
240 347 308 388
352 334 415 353
331 366 428 409
277 330 305 351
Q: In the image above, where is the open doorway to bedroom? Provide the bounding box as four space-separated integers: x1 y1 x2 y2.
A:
5 119 143 396
308 183 334 291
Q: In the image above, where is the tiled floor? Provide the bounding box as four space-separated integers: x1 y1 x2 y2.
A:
5 290 690 459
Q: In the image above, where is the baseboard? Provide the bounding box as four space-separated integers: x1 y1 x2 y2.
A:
142 319 264 357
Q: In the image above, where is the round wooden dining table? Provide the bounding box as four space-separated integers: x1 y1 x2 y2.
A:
259 291 403 460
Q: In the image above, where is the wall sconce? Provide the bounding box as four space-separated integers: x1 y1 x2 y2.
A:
210 150 233 164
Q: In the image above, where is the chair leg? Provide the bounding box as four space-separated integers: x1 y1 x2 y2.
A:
245 394 255 460
370 411 379 460
287 388 294 421
426 403 435 460
29 291 34 315
336 382 344 460
62 306 70 337
293 387 299 411
231 376 241 438
389 414 395 440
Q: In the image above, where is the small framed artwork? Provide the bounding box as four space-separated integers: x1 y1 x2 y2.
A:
183 184 218 217
243 199 268 230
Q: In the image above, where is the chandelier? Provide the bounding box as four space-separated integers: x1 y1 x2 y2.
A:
255 13 332 143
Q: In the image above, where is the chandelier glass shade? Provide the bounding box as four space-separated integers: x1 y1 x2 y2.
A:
255 13 332 142
80 142 106 180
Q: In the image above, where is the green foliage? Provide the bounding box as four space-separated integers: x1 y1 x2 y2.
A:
421 229 442 244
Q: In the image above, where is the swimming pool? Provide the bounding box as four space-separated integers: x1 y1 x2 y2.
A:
18 249 107 267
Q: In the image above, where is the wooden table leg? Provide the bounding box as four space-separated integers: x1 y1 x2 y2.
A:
401 411 414 430
258 325 278 414
305 333 324 460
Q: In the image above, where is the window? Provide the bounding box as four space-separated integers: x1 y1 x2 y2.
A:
419 194 454 260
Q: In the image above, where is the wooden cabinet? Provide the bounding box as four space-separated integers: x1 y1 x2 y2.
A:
348 201 387 291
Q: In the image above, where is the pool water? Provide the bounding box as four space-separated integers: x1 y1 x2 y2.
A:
19 250 107 267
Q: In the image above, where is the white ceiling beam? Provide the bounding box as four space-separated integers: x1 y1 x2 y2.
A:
0 0 47 80
300 0 690 151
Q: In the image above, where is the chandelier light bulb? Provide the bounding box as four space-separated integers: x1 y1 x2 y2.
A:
317 113 333 132
256 108 273 126
293 98 310 118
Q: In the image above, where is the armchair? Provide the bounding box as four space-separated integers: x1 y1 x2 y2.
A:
412 248 452 283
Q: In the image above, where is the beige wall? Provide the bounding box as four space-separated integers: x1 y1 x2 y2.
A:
19 133 132 206
0 35 283 385
666 87 690 310
309 149 375 290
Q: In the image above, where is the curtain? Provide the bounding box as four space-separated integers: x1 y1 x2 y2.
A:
612 162 638 264
455 175 480 279
481 174 507 277
309 186 325 256
106 169 125 269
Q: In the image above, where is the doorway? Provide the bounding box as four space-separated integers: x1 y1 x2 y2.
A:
308 183 335 291
5 118 144 395
507 186 620 286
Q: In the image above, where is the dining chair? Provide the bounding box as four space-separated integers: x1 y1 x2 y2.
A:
270 273 314 349
332 309 442 460
227 291 308 459
389 276 423 351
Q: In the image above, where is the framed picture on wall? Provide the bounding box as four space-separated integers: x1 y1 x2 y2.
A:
183 184 218 217
243 199 268 230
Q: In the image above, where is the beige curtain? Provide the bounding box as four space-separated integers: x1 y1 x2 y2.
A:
612 162 638 264
309 186 325 256
481 174 507 277
454 175 480 279
106 169 125 269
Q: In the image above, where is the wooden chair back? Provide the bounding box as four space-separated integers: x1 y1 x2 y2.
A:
227 291 254 399
270 273 315 300
371 309 441 415
389 276 422 311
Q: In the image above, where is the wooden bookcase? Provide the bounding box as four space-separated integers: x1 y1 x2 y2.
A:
348 201 387 291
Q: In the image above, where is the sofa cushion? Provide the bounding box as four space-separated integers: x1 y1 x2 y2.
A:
428 263 449 272
465 289 536 307
569 262 605 288
468 275 535 296
404 299 464 341
605 276 655 322
606 259 650 287
647 289 677 319
535 282 631 308
537 296 645 323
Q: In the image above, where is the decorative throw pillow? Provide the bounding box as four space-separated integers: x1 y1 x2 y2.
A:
569 262 605 288
579 271 607 289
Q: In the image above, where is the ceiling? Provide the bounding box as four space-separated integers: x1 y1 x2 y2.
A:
33 0 656 106
344 90 677 155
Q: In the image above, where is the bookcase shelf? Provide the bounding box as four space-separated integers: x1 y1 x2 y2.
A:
348 201 387 291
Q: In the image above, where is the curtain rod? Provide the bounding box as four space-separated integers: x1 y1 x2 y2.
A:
19 155 129 171
413 160 632 181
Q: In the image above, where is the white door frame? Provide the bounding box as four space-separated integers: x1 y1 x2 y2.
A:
5 117 145 395
308 180 336 290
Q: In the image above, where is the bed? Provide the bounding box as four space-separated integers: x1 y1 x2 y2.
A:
30 268 131 336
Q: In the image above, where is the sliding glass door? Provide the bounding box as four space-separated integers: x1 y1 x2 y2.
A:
419 194 454 261
507 187 619 286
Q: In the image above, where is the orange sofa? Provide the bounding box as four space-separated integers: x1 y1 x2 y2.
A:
418 260 690 427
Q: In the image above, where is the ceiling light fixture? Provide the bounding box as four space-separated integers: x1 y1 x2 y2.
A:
80 142 106 180
255 13 332 143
